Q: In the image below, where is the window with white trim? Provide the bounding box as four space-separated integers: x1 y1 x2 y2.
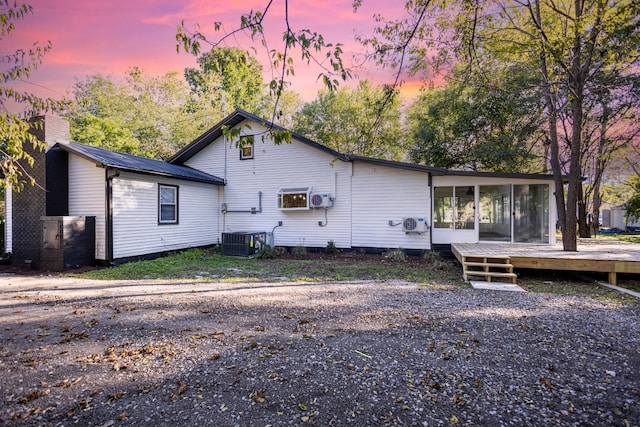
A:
240 143 254 160
277 187 311 210
159 184 178 224
239 136 254 160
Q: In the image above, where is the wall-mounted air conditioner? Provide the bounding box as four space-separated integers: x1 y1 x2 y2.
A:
402 217 428 233
310 193 334 208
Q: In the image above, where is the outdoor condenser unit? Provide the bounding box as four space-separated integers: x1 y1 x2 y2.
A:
221 231 267 256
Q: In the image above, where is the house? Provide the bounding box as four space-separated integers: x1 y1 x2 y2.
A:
6 111 557 269
6 116 223 268
168 109 557 253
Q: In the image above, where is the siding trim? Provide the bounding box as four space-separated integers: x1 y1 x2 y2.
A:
105 168 118 262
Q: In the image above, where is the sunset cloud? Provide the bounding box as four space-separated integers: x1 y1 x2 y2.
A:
7 0 426 104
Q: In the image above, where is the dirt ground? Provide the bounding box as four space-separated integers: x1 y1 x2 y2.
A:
1 274 638 426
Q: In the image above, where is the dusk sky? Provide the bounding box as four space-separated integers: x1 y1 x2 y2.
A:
7 0 425 106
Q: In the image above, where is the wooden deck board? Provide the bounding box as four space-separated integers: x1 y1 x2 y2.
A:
451 239 640 285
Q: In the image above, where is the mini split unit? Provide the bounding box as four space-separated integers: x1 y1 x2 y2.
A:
402 217 428 233
310 193 334 208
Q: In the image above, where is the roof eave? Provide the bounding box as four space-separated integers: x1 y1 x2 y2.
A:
168 109 350 165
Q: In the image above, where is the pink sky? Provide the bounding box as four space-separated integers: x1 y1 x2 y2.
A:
6 0 427 107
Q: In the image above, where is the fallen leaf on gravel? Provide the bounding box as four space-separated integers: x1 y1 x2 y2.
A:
22 357 39 367
56 377 82 388
539 376 554 388
298 403 308 410
250 389 266 403
113 362 129 372
450 415 459 425
453 393 466 406
18 390 40 404
107 390 124 403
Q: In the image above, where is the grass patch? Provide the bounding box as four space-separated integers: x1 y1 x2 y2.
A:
73 248 463 287
517 269 639 303
594 233 640 244
71 248 639 302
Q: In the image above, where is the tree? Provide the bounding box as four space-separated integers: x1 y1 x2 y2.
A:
184 47 266 115
465 1 638 250
580 71 640 236
294 81 404 159
0 1 63 190
176 1 351 142
65 69 207 159
407 63 544 172
625 174 640 224
366 0 640 251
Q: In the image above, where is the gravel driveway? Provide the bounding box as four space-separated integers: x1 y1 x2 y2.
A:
1 275 638 426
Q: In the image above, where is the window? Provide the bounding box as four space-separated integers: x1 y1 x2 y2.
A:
434 187 453 228
239 138 254 160
278 187 311 210
159 184 178 224
456 186 475 230
433 186 475 229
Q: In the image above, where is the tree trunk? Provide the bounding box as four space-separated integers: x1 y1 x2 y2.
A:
578 180 590 238
590 103 608 237
534 0 568 248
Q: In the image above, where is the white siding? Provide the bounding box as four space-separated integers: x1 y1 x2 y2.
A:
4 187 12 253
352 163 431 250
111 172 218 259
186 120 353 248
68 155 107 260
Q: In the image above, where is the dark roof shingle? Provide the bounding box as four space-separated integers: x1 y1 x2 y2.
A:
54 141 224 185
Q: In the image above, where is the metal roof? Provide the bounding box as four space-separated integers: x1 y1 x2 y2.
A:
168 109 350 165
349 155 558 180
54 141 224 185
168 109 556 182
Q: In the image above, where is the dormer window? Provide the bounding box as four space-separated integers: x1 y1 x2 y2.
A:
240 138 254 160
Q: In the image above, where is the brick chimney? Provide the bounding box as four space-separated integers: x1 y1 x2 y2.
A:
10 115 70 269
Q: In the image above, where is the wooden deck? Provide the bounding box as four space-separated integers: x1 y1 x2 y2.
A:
451 239 640 285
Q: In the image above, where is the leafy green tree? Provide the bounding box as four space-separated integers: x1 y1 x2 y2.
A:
184 47 266 115
362 0 640 251
1 1 63 190
294 81 403 159
407 64 543 172
65 69 206 159
625 175 640 224
176 3 350 137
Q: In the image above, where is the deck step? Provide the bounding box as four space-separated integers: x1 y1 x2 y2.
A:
464 262 514 269
465 271 518 278
461 255 517 284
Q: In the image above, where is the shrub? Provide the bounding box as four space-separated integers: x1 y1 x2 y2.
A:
423 250 447 270
325 240 338 254
274 246 288 255
292 246 307 256
175 248 205 260
385 248 406 261
256 245 277 259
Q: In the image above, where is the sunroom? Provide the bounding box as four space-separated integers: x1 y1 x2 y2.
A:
431 174 556 246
